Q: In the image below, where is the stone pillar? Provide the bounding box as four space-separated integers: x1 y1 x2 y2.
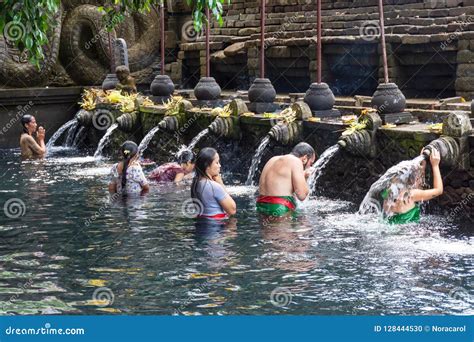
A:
455 39 474 100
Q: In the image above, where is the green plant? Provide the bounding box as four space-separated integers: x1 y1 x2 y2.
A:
0 0 230 67
0 0 60 68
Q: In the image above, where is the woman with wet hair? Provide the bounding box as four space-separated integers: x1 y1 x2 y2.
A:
19 114 46 159
382 148 443 224
190 147 236 219
109 141 149 195
148 149 195 183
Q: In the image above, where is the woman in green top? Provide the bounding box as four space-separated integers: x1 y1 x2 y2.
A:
384 148 443 224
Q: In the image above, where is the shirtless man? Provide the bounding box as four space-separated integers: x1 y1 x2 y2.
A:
19 114 46 159
257 142 316 216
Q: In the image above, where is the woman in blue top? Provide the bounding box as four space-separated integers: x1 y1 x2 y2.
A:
191 147 236 219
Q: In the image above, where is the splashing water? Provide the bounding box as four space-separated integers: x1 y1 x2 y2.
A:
72 126 86 147
359 155 426 216
307 144 340 194
93 123 118 158
64 121 79 147
188 128 210 150
137 126 161 156
46 119 78 149
245 135 271 186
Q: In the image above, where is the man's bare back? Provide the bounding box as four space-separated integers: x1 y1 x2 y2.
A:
259 152 313 201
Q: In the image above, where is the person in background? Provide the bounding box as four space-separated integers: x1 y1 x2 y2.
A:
190 147 236 219
149 149 195 183
109 141 149 195
19 114 46 159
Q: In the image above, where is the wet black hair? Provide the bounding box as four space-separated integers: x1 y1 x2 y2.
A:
191 147 217 202
177 149 195 165
291 142 315 159
120 141 138 189
21 114 34 134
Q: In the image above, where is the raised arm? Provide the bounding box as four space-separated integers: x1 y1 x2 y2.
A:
291 159 309 201
26 134 46 156
410 149 443 202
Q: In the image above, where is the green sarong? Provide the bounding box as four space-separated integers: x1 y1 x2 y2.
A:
256 196 297 217
387 205 420 225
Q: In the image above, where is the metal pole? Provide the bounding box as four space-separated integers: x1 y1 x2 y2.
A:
160 1 165 76
206 7 210 78
260 0 265 78
378 0 389 83
108 31 115 73
317 0 321 83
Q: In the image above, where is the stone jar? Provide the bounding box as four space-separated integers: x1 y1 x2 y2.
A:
194 77 222 101
371 83 406 114
248 78 276 103
102 73 119 91
304 82 335 111
150 75 175 97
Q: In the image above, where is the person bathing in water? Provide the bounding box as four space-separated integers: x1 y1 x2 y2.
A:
257 142 316 217
148 149 195 183
19 114 46 159
383 148 443 224
109 141 150 195
191 147 236 219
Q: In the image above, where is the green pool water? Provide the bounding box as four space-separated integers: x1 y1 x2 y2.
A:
0 147 472 315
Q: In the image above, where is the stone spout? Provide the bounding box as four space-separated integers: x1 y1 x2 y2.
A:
337 111 382 158
208 116 240 139
268 122 301 145
422 136 460 168
158 116 179 132
116 111 139 132
76 109 94 127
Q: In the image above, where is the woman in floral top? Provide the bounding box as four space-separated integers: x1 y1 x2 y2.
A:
108 141 149 195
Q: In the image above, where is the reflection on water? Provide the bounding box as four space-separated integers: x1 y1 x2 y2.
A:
0 148 472 315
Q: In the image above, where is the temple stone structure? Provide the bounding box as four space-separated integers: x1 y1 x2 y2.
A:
1 0 474 100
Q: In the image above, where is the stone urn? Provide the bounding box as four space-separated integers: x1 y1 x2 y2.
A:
304 82 335 111
194 77 222 101
371 83 406 114
150 74 175 98
102 73 119 91
248 78 276 103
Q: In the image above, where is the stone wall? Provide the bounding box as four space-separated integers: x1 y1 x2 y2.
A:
175 0 474 99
